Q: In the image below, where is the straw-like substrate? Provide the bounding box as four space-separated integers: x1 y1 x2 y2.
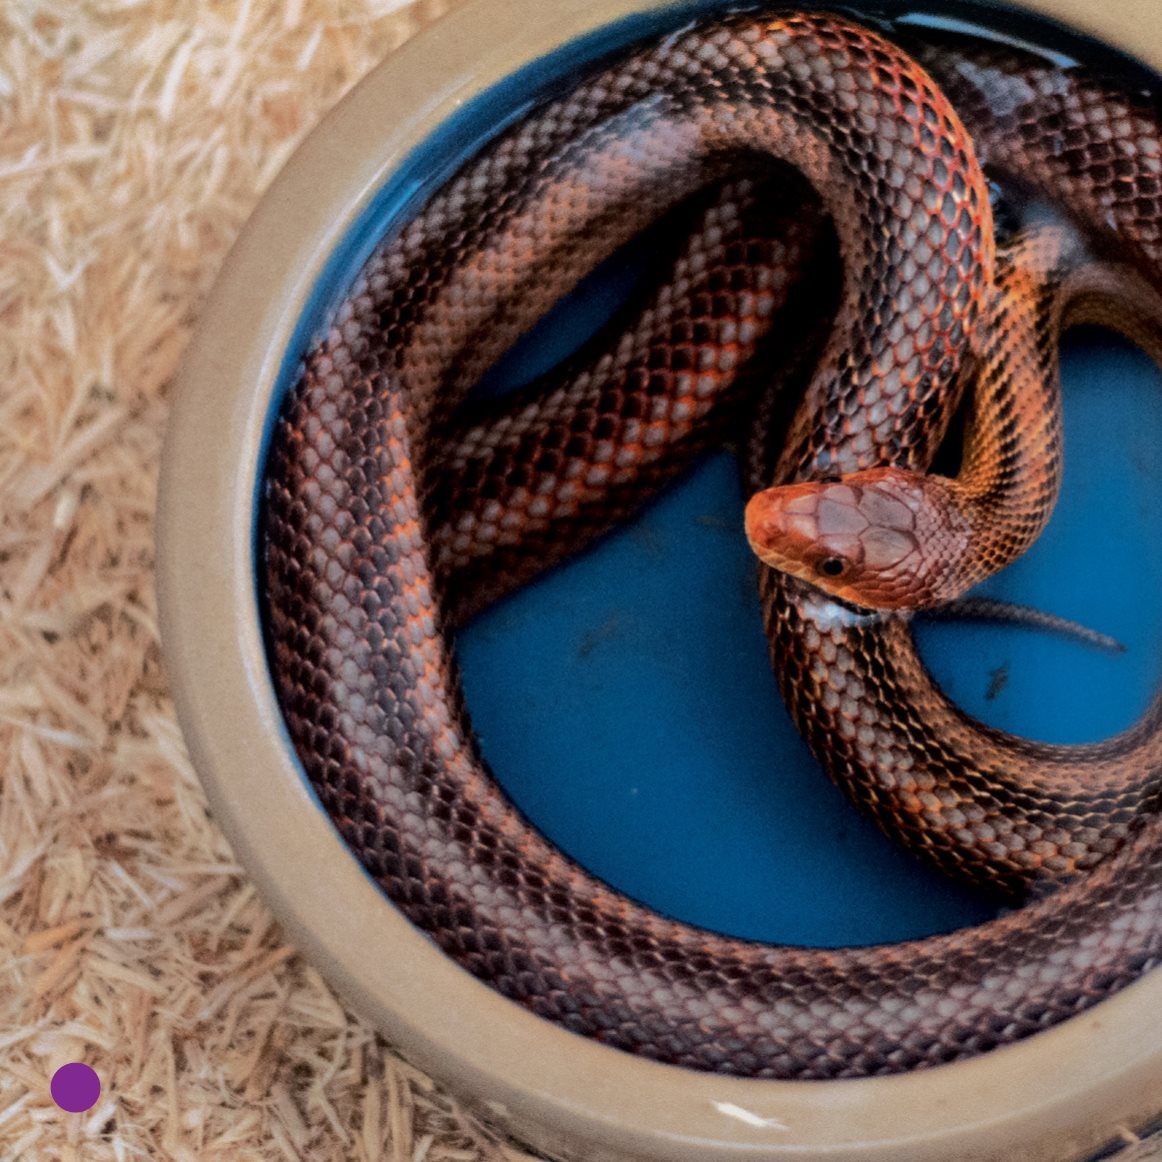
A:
0 3 537 1158
0 2 1159 1159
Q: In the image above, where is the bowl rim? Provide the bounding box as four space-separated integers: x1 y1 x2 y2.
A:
156 1 1162 1159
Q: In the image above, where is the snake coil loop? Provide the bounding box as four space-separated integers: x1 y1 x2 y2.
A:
262 11 1162 1079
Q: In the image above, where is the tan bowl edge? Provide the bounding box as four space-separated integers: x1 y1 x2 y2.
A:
156 2 1162 1160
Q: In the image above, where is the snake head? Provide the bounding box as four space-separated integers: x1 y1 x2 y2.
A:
743 467 971 610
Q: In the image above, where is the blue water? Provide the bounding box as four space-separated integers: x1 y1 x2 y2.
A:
261 0 1162 948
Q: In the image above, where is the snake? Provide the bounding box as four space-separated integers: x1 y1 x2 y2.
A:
261 10 1162 1079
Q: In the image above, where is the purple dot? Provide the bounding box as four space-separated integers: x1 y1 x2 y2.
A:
50 1063 101 1113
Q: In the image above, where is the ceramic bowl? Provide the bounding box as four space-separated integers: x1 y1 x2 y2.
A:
156 2 1162 1158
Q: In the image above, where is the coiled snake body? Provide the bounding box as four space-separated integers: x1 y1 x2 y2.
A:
263 11 1162 1078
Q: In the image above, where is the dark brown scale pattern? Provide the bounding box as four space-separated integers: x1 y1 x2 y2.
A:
427 175 836 624
262 11 1162 1079
915 33 1162 276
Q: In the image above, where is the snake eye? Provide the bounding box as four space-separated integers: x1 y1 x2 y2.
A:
819 557 846 578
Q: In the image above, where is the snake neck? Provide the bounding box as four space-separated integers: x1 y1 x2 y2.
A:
746 224 1142 609
952 225 1162 597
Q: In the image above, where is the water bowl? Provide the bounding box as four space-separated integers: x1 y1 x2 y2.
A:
157 1 1162 1158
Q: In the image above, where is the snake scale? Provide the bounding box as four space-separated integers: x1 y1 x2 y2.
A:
262 10 1162 1078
